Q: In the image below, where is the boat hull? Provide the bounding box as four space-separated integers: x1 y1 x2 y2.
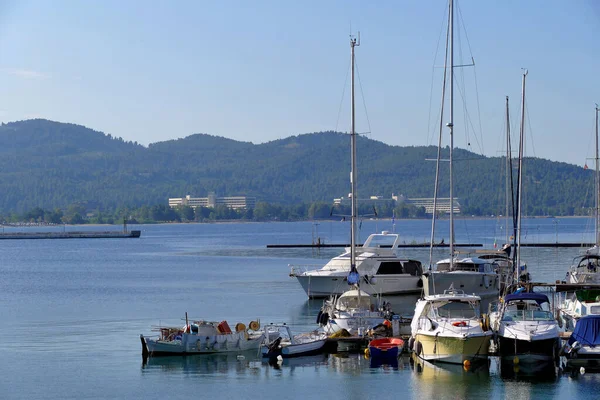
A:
261 339 327 358
496 336 559 363
141 331 264 356
295 274 421 298
413 333 491 364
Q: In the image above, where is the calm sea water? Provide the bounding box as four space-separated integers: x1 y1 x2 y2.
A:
2 218 600 399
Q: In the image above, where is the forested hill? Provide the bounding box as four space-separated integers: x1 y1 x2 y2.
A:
0 118 593 216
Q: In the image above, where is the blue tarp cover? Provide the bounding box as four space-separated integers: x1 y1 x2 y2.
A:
504 292 549 305
569 315 600 346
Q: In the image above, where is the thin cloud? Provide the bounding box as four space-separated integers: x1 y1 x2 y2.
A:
2 68 48 79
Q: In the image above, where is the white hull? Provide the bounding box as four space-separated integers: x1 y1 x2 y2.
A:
142 331 264 356
261 339 327 358
295 274 421 298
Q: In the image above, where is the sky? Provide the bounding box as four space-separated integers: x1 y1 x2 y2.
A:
0 0 598 166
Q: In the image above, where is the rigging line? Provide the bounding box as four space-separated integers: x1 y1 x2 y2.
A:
427 3 451 146
524 97 537 158
452 72 484 155
353 57 372 138
456 1 484 151
334 58 352 133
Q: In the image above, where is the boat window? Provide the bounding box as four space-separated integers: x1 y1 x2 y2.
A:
452 262 479 272
435 301 476 319
403 261 423 276
376 262 403 275
436 262 451 272
589 305 600 314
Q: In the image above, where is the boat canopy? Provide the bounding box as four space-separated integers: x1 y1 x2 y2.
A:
504 292 549 305
568 315 600 346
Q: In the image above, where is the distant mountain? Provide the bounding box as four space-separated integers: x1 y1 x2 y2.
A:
0 119 593 216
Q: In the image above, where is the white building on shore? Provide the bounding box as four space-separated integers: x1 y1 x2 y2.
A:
169 193 256 210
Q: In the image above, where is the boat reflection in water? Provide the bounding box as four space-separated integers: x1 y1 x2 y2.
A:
410 353 491 399
263 353 329 370
141 351 262 375
498 358 558 382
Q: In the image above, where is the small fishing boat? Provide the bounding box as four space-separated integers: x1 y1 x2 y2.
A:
368 337 404 360
319 288 391 336
141 318 264 357
563 314 600 371
261 324 328 359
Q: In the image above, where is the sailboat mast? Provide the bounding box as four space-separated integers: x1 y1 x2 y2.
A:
350 35 359 272
595 104 600 246
448 0 455 265
516 70 527 276
505 96 511 243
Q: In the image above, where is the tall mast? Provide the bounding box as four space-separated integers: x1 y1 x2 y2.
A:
505 96 511 243
350 35 359 277
516 70 527 276
596 104 600 246
448 0 455 266
428 7 451 268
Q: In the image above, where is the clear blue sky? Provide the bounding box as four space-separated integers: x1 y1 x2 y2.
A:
0 0 598 166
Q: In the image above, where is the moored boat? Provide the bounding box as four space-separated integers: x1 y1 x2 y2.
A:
563 314 600 371
261 324 328 359
410 289 493 365
290 231 423 298
368 337 404 360
490 291 560 366
141 318 264 357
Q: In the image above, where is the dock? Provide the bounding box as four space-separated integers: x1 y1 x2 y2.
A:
267 243 483 249
0 230 141 239
267 242 597 249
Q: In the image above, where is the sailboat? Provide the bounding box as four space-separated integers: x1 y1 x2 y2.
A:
489 71 561 369
557 105 600 330
420 0 499 303
410 0 492 365
319 35 390 337
566 105 600 285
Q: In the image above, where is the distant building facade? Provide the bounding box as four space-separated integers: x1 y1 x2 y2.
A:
169 193 256 210
333 193 460 215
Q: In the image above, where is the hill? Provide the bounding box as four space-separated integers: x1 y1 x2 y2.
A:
0 119 593 216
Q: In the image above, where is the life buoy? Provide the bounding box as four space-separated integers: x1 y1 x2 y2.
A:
249 320 260 331
235 322 246 332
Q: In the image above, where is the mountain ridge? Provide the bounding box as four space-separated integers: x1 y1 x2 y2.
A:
0 118 592 216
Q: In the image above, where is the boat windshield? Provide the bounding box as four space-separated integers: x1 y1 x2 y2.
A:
502 310 553 321
337 296 374 310
363 234 398 248
431 301 477 319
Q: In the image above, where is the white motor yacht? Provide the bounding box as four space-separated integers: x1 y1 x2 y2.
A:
290 231 423 298
409 289 493 365
489 291 560 366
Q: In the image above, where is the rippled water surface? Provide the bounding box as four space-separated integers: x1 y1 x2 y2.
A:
2 218 600 399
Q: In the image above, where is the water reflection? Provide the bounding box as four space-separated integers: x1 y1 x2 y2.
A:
141 352 262 375
498 358 559 382
410 354 491 399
